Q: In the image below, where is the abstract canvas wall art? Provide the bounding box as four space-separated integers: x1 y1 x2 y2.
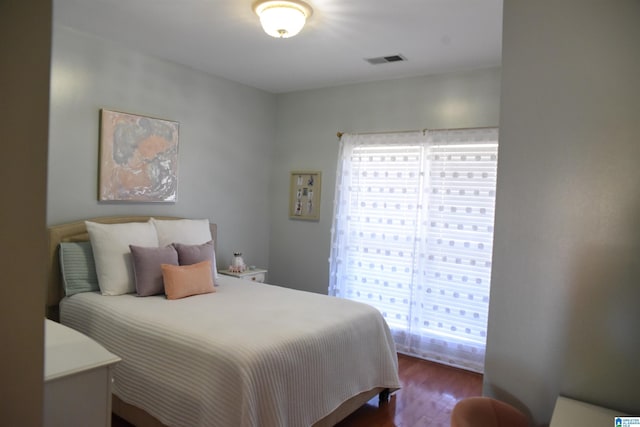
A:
99 109 179 202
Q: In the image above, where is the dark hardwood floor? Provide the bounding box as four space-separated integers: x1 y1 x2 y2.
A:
336 354 482 427
113 354 482 427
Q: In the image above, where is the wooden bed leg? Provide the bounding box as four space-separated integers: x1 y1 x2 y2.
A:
378 388 391 405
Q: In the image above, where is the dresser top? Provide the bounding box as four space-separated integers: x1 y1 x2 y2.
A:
550 396 626 427
45 319 121 382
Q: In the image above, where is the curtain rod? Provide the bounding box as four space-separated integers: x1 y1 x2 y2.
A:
336 129 423 139
337 126 497 139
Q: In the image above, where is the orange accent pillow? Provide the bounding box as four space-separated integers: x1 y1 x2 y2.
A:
161 260 215 300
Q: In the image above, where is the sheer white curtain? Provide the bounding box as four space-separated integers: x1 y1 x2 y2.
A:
328 128 498 373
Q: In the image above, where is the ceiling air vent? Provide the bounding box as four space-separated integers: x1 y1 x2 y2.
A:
365 54 407 65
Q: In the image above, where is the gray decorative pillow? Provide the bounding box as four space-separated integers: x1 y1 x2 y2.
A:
130 244 179 297
59 241 99 296
172 240 218 284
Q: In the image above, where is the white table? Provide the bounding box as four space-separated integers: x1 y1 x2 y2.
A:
550 396 627 427
219 267 268 282
44 319 121 427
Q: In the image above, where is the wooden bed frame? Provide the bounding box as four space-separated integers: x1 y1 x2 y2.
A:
46 216 390 427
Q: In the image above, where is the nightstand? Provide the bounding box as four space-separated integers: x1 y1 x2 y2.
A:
44 319 121 427
219 268 268 283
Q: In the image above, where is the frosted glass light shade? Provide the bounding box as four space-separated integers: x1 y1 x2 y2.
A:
253 0 312 38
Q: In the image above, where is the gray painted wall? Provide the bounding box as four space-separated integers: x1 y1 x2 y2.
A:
269 68 501 294
485 1 640 425
48 26 276 270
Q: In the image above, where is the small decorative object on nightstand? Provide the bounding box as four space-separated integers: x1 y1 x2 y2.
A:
229 251 247 273
219 267 268 283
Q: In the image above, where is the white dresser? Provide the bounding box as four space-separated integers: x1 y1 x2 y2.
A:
44 319 121 427
550 396 627 427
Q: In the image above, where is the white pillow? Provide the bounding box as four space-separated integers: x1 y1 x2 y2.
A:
149 218 218 279
86 221 159 295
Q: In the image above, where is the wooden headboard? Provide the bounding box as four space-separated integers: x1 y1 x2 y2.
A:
46 216 217 319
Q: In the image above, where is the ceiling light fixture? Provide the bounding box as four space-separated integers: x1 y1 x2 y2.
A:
253 0 313 39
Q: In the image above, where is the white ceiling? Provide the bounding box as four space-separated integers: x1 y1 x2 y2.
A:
53 0 503 94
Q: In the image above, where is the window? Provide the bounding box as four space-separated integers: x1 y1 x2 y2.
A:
328 128 498 372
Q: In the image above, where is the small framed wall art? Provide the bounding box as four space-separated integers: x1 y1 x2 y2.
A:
289 171 322 221
99 109 179 202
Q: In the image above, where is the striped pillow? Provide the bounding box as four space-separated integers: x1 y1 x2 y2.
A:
59 241 99 296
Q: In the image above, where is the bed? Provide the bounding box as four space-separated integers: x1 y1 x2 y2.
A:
46 216 400 427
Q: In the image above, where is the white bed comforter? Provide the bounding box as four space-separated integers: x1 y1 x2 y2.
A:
60 276 400 427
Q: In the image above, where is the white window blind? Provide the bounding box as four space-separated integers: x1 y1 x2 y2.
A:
328 128 498 372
